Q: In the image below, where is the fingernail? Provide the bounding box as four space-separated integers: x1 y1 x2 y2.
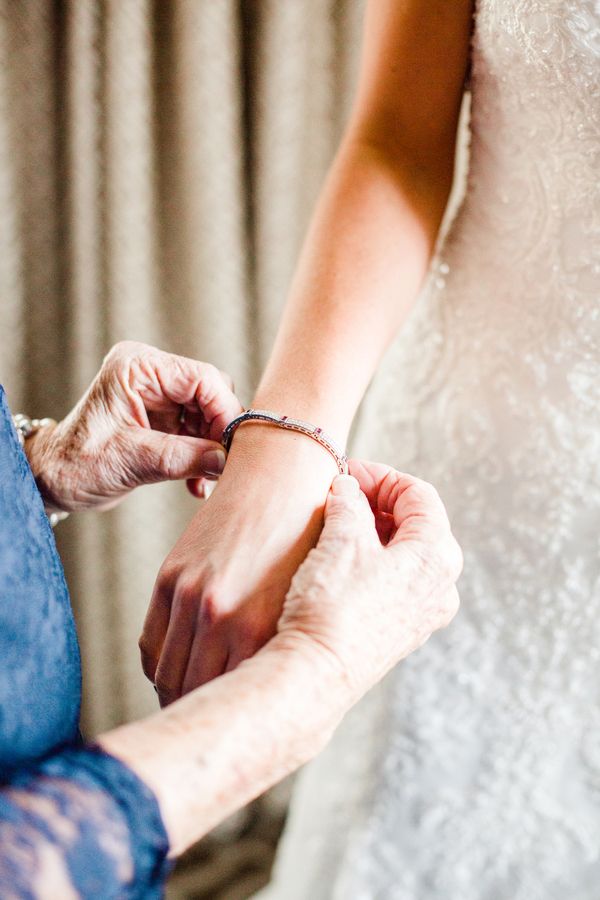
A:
331 475 360 497
202 449 226 476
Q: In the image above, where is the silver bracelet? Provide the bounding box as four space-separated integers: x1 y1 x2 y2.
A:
222 409 349 475
12 414 69 527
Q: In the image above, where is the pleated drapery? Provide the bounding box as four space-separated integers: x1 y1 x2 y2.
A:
0 0 365 734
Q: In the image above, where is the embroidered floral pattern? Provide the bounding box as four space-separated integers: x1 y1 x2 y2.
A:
266 3 600 897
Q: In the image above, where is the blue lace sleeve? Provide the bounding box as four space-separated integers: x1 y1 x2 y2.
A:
0 744 171 898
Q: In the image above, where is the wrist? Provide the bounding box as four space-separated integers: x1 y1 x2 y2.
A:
25 423 72 514
262 632 354 721
250 389 351 448
222 417 342 485
100 635 347 856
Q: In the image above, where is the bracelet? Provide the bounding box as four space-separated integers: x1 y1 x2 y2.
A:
12 414 69 528
222 409 349 475
12 414 56 447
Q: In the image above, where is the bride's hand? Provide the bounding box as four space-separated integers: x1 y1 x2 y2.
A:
140 424 339 705
26 341 242 512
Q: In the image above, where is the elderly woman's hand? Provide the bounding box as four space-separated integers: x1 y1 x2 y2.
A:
100 460 461 856
275 460 463 704
26 341 242 512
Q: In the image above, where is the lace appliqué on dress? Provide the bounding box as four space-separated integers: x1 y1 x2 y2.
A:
265 2 600 898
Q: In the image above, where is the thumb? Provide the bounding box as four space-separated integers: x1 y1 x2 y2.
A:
128 430 227 485
321 475 377 542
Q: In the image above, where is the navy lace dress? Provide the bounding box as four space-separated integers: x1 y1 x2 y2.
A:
0 386 170 897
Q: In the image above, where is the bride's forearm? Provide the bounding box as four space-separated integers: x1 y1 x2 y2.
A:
254 138 454 443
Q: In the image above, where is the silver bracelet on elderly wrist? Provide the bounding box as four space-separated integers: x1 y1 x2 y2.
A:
222 409 349 475
12 414 69 528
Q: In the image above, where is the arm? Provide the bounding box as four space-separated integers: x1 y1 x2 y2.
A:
0 645 328 895
21 341 242 513
105 465 462 856
0 465 461 895
143 0 472 699
255 0 473 437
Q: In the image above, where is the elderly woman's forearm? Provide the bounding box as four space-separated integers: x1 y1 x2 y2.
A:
99 639 344 857
0 744 169 896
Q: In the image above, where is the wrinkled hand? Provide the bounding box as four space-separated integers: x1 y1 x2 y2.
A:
27 341 242 512
277 461 462 702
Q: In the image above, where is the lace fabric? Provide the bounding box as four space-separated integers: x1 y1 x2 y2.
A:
0 388 171 896
0 385 81 774
0 746 170 899
264 2 600 898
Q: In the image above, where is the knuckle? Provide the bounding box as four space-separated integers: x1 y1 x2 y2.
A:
219 369 234 391
449 535 464 579
138 632 151 658
105 340 134 365
415 529 462 585
438 534 463 582
197 363 227 408
441 587 461 627
408 478 446 519
419 477 440 498
156 559 179 591
200 592 219 627
198 588 225 628
175 576 201 611
157 439 178 480
200 361 220 381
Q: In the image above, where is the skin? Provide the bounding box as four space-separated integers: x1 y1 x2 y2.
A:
142 0 474 700
100 468 462 857
26 340 242 512
14 364 462 883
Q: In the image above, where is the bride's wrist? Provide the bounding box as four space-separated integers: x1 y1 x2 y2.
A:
250 385 352 446
223 419 342 484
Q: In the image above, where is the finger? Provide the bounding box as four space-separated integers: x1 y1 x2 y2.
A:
181 372 234 438
186 477 218 499
186 477 207 499
125 346 242 439
385 477 450 548
180 405 208 439
152 352 242 440
219 369 234 392
319 475 378 546
130 431 227 485
347 459 395 501
139 573 176 684
154 599 197 706
374 509 395 545
348 460 449 545
181 626 230 693
147 406 183 435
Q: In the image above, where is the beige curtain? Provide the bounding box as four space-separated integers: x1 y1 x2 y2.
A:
0 0 365 734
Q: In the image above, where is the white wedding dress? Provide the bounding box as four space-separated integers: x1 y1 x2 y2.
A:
262 1 600 898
